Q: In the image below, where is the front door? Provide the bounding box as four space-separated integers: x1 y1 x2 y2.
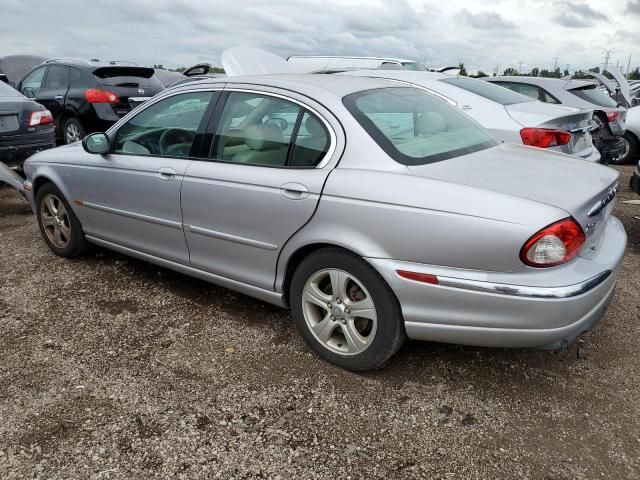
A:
36 65 69 133
181 89 337 290
80 90 218 264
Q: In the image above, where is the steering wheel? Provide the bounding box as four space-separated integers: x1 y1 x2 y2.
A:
264 117 288 132
159 128 196 156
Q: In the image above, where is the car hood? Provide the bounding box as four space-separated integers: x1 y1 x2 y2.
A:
407 144 619 243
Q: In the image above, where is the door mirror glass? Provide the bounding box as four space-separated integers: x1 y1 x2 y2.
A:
83 132 110 154
22 87 36 98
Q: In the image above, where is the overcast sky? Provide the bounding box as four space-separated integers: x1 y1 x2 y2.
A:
2 0 640 73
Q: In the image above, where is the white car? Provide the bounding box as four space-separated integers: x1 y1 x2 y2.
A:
339 70 600 162
287 56 426 72
623 105 640 162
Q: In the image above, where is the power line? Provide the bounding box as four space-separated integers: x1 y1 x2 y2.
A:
602 48 614 72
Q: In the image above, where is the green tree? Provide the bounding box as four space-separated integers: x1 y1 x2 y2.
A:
628 67 640 80
473 70 488 78
530 67 539 77
458 63 468 76
503 67 519 76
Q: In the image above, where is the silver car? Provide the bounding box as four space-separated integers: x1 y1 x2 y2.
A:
21 74 627 370
339 70 601 162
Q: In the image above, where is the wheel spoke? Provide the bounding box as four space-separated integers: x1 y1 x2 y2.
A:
41 215 56 228
347 296 376 320
44 196 57 215
53 228 64 246
311 315 336 343
303 282 332 310
57 202 67 219
341 321 368 354
329 270 349 300
59 224 71 241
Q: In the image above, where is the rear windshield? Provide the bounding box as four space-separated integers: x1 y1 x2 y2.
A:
343 87 497 166
402 62 427 71
0 80 21 97
568 85 618 108
439 76 534 105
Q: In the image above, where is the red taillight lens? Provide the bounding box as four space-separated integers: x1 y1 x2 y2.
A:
520 128 572 148
520 218 585 267
606 111 619 123
396 270 439 285
28 109 53 127
84 88 119 104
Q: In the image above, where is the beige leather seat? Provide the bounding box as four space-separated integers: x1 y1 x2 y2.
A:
232 124 288 166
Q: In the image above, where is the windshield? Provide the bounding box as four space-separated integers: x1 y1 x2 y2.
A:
343 87 497 166
569 85 618 108
402 62 427 71
0 80 21 97
439 76 534 105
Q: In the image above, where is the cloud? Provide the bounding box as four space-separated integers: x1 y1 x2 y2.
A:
626 0 640 15
457 9 515 29
552 1 609 28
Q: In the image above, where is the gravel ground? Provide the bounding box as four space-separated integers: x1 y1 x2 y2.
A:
0 165 639 479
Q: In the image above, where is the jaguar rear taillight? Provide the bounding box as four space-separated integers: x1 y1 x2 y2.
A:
606 111 620 123
520 218 585 267
520 128 572 148
28 109 53 127
85 88 119 104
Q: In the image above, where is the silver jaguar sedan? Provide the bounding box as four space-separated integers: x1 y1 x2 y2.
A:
21 74 627 371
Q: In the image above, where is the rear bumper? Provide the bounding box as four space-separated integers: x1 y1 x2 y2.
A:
0 134 55 168
366 216 627 349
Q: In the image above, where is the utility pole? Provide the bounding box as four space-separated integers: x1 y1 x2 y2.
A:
626 53 632 76
553 57 559 70
518 62 523 74
602 48 614 72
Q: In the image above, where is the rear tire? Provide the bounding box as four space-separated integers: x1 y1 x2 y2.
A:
35 183 88 257
290 248 406 371
617 133 638 165
63 118 86 144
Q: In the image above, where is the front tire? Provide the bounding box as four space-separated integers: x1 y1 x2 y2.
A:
63 118 86 144
290 248 405 371
35 183 88 257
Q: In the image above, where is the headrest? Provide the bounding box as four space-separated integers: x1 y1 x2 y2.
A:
416 112 446 135
305 115 326 137
244 124 285 151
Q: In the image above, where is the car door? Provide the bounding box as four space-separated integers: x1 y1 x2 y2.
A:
19 66 47 99
36 65 69 130
80 90 219 264
180 87 340 290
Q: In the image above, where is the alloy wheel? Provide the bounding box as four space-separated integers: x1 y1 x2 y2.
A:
65 123 82 143
301 268 378 356
40 194 71 249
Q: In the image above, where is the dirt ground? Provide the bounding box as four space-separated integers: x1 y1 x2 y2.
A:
0 165 639 479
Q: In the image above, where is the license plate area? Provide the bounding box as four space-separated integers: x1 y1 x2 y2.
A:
0 114 19 133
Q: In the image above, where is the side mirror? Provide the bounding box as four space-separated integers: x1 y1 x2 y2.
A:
22 87 36 98
82 132 110 154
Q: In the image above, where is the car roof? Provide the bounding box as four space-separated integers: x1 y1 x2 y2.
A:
169 73 404 97
288 55 417 64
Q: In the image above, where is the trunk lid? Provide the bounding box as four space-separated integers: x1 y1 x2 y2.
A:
0 97 39 139
504 102 594 157
92 66 164 117
407 143 619 248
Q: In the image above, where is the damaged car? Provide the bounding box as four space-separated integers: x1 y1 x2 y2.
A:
486 76 627 164
20 49 627 370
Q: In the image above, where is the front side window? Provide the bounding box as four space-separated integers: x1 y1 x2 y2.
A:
43 66 69 89
568 85 618 108
21 67 46 90
113 91 214 157
440 77 534 105
211 92 330 168
344 87 497 166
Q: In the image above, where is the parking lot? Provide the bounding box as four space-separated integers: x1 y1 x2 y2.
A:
0 166 638 479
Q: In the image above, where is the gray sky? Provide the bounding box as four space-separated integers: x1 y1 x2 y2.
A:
2 0 639 73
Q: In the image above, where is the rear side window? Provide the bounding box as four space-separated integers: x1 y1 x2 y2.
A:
113 91 214 158
568 86 618 108
494 81 540 100
344 87 497 166
210 92 330 168
44 66 69 89
440 77 534 105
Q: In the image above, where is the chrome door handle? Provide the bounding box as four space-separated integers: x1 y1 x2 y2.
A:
280 182 309 200
157 167 176 181
54 95 64 101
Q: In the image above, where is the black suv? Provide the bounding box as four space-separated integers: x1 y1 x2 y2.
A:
16 60 164 144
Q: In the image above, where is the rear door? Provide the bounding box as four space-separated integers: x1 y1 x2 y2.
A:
180 86 341 290
36 65 69 130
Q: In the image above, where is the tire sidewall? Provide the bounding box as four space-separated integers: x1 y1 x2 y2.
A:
290 249 405 370
63 118 86 145
617 134 638 165
35 183 87 257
